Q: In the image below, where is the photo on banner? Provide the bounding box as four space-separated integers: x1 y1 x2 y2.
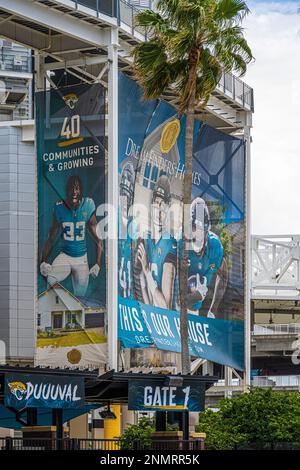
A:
36 83 107 369
118 73 245 371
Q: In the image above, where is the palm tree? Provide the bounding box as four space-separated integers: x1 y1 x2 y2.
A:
132 0 253 375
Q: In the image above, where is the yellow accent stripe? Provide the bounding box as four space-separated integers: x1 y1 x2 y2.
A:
58 137 83 147
143 405 187 410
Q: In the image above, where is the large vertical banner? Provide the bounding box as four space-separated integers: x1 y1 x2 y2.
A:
118 73 245 371
36 84 107 369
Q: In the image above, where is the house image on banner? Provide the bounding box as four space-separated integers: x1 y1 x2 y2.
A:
38 283 105 332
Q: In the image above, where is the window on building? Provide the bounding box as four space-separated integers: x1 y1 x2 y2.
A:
143 163 159 190
66 311 81 328
66 312 77 324
52 313 63 329
150 166 158 190
143 162 151 188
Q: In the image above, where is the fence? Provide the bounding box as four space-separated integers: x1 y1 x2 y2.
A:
0 438 120 451
251 375 300 388
234 442 300 450
0 437 204 451
253 323 300 336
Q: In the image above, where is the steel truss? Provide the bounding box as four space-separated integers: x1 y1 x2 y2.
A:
252 235 300 300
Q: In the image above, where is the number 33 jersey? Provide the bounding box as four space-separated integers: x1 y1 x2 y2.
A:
54 197 95 257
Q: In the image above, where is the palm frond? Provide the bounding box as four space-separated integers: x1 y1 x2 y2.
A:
214 0 250 23
134 9 168 34
132 0 253 113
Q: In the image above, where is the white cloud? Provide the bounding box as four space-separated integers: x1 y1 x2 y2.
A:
244 1 300 234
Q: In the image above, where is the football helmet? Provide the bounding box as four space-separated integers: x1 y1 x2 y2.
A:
120 161 135 225
190 197 211 254
151 175 171 229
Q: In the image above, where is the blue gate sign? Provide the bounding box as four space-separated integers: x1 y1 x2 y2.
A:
128 379 205 412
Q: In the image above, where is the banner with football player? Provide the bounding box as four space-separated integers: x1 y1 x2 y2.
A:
36 83 107 369
118 73 245 371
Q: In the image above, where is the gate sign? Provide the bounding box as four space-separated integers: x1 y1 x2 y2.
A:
5 373 85 409
128 379 205 412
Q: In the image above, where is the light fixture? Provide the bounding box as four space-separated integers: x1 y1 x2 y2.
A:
99 404 117 420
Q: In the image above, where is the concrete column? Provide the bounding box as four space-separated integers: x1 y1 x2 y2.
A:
69 412 89 439
202 360 214 376
121 404 135 433
107 27 119 371
244 122 252 391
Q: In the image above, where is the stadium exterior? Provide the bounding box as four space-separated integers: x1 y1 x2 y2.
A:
0 0 284 443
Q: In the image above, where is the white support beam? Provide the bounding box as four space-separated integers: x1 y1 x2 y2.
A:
95 64 108 83
34 52 45 92
52 0 117 27
33 51 45 367
43 56 108 72
0 70 32 80
65 68 93 84
224 367 233 398
0 0 111 47
107 28 119 371
244 125 252 392
44 51 106 85
0 20 52 50
0 19 95 53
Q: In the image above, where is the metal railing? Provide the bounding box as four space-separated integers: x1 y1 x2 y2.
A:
76 0 115 17
253 323 300 336
71 1 253 112
252 375 300 388
213 378 242 387
0 437 204 451
216 70 254 111
0 52 31 74
0 437 121 451
234 442 300 450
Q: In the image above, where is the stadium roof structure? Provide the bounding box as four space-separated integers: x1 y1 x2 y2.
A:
0 0 253 132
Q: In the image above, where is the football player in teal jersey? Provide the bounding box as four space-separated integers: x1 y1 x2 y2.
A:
186 197 228 318
136 175 177 309
118 161 135 299
40 175 103 297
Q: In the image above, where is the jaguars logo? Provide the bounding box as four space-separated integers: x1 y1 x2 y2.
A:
63 93 78 110
8 381 27 401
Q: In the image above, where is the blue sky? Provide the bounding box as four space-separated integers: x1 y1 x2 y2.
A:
249 1 298 14
249 0 298 13
244 0 300 234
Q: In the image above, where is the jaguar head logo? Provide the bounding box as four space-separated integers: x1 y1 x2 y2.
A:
63 93 78 110
8 381 27 401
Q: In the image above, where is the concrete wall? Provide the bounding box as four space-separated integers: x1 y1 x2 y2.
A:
0 123 35 362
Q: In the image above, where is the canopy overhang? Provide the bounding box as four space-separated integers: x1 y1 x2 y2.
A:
0 365 217 429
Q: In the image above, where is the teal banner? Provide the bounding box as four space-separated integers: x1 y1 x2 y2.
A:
128 379 205 412
118 73 245 371
36 83 107 369
119 296 244 370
